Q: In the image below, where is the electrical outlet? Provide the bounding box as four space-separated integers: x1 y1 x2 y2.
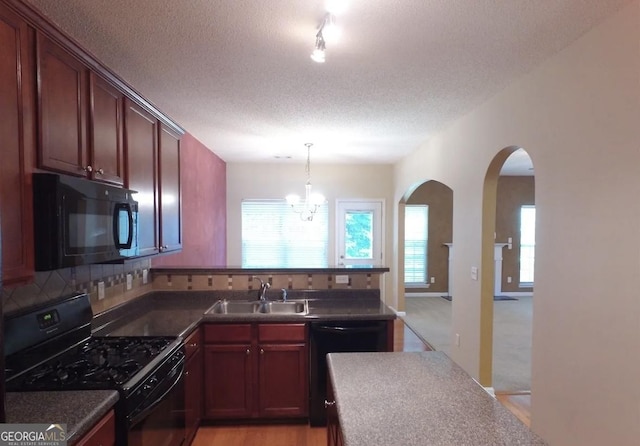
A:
126 273 133 290
98 281 105 300
507 276 512 284
335 275 349 284
142 269 148 284
455 333 460 347
430 277 435 284
471 266 478 281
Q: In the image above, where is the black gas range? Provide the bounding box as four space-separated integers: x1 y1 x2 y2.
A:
4 293 186 446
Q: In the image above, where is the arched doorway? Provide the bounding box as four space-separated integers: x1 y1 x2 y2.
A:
480 147 535 397
399 180 454 352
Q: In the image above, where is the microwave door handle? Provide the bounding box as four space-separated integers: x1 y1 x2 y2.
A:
113 203 134 249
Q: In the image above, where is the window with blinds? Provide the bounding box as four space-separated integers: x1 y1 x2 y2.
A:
404 204 428 285
241 199 329 267
519 205 536 285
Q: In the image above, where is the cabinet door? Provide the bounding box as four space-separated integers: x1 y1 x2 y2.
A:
74 409 115 446
125 98 158 256
36 32 88 176
0 3 35 284
258 343 308 418
158 125 181 253
326 378 343 446
184 348 202 446
203 344 253 419
89 73 124 185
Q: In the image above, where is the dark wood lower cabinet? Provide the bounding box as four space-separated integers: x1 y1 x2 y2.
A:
184 329 203 446
326 378 343 446
203 323 308 420
73 409 115 446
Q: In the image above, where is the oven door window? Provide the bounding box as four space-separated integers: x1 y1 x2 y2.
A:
64 195 116 255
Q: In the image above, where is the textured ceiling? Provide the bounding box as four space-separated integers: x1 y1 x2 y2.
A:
25 0 629 168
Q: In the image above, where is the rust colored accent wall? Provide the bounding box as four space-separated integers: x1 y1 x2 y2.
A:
496 176 535 292
153 133 227 267
406 180 453 293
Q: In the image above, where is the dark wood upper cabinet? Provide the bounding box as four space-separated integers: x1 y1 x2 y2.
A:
36 31 88 176
125 98 159 257
37 32 127 186
158 125 182 253
0 2 35 285
89 73 124 186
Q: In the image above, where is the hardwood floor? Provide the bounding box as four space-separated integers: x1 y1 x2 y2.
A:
192 424 326 446
393 318 432 352
496 392 532 427
191 320 530 445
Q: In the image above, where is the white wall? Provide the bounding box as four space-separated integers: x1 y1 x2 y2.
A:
226 162 395 304
393 1 640 445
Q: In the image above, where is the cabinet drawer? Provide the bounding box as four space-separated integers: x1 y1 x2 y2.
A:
258 323 306 343
184 328 201 359
204 324 252 343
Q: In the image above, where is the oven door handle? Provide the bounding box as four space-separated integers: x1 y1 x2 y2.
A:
128 361 185 426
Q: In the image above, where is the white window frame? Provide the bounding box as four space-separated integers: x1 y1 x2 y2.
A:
519 205 535 287
404 204 429 286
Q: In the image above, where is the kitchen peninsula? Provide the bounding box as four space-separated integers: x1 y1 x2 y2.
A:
327 352 547 446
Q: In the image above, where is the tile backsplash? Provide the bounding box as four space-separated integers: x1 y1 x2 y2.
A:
1 258 153 315
151 271 380 292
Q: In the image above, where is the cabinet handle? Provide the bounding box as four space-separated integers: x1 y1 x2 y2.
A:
325 400 336 408
83 165 93 173
188 343 198 348
260 348 264 355
246 349 250 355
185 371 189 376
96 168 104 175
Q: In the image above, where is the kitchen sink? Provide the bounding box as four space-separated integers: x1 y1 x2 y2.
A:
207 299 308 315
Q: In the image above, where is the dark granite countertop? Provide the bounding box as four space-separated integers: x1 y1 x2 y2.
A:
327 352 548 446
5 390 119 444
92 290 396 337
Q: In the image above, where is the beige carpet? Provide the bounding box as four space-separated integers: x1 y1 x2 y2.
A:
402 295 532 392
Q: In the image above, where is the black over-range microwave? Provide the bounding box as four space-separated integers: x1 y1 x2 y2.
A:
33 173 139 271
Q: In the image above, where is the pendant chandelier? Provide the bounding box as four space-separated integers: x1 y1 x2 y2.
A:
285 143 326 221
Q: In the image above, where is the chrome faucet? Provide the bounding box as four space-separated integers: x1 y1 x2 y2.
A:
253 276 271 302
280 288 288 302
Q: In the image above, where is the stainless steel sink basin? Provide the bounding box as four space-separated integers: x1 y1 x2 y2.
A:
256 301 308 314
208 300 259 314
207 299 308 315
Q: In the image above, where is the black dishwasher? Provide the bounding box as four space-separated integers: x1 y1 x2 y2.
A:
309 320 390 426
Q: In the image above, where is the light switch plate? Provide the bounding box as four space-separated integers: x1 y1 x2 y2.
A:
471 266 478 281
126 273 133 290
98 281 105 300
335 275 349 284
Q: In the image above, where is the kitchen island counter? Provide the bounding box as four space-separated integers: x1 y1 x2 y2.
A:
5 390 119 444
327 351 547 446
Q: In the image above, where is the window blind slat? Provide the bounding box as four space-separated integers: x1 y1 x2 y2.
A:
242 200 328 267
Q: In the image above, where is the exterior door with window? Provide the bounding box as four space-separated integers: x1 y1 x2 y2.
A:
336 200 383 267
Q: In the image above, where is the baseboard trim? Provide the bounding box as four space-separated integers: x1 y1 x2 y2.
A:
483 386 496 398
391 307 406 317
405 292 448 297
498 292 533 297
